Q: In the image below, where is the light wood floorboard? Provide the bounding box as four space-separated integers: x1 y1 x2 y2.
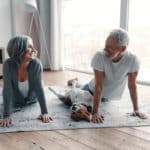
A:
0 70 150 150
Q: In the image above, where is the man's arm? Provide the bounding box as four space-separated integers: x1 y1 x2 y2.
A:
128 72 147 119
92 69 105 123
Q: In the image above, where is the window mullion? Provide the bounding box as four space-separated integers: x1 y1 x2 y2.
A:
120 0 129 31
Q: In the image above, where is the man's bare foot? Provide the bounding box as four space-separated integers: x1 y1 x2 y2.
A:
67 78 78 86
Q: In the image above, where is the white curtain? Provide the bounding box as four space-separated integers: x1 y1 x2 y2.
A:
38 0 64 71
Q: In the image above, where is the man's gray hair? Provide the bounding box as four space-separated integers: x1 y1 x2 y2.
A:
108 28 129 46
7 35 30 64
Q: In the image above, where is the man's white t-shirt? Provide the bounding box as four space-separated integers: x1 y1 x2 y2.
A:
88 50 140 100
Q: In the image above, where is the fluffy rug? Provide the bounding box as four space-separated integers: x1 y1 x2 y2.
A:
0 86 150 133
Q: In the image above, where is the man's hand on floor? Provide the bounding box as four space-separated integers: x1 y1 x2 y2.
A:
91 112 104 123
132 110 148 119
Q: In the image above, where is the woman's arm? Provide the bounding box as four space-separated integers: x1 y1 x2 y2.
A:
2 60 13 118
0 60 13 127
29 59 51 122
30 59 48 114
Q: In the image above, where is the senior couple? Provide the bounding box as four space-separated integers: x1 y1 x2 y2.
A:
0 28 148 127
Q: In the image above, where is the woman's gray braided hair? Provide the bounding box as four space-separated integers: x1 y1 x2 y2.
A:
108 28 129 46
7 35 31 64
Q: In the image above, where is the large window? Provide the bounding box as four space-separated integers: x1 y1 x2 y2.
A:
64 0 150 83
128 0 150 82
64 0 120 72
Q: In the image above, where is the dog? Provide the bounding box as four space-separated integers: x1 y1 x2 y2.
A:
51 86 93 122
71 103 92 122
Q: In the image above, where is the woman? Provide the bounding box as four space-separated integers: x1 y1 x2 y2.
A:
0 35 52 127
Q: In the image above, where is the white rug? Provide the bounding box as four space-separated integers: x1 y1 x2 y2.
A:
0 86 150 133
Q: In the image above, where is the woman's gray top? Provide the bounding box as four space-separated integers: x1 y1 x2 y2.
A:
2 58 48 118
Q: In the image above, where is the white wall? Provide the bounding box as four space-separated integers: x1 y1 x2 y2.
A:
0 0 40 59
0 0 12 49
0 0 29 57
13 0 29 35
13 0 41 60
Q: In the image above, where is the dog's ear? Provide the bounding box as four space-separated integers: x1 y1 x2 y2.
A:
59 96 67 102
65 96 72 106
71 112 81 121
79 109 91 122
59 96 72 107
87 106 92 113
81 104 92 113
71 109 91 122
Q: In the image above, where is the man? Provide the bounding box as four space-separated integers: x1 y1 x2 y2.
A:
88 28 148 123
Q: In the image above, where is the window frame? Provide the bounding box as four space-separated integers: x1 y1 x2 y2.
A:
64 0 150 86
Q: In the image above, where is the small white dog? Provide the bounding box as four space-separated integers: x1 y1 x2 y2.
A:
66 88 93 107
49 84 93 122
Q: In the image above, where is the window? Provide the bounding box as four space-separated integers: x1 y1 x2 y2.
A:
64 0 120 72
129 0 150 82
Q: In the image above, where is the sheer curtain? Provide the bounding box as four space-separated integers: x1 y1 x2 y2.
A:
38 0 64 70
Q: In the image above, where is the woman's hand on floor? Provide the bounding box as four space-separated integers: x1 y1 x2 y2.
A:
0 117 12 127
38 114 53 123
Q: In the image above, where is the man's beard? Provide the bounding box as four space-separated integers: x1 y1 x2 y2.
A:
104 50 119 60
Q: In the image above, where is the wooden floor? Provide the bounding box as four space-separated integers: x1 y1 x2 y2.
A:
0 70 150 150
